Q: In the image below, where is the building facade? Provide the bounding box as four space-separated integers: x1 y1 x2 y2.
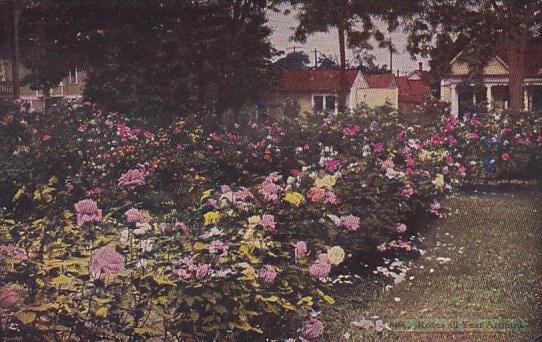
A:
0 59 85 111
440 44 542 116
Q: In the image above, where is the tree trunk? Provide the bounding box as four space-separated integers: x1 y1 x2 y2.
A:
9 1 20 99
337 20 348 113
505 33 528 113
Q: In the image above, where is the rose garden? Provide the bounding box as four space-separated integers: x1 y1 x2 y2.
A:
0 100 541 341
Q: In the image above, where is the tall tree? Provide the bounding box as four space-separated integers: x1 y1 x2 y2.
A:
0 0 22 99
16 0 276 119
407 0 542 112
286 0 422 111
273 51 310 70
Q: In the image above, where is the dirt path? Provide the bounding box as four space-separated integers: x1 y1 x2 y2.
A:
323 185 542 342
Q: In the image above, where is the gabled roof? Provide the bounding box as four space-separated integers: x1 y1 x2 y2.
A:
396 76 431 104
449 39 542 77
276 69 359 92
363 73 397 88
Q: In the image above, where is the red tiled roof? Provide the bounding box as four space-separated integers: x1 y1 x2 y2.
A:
397 76 431 104
364 73 397 88
276 69 359 92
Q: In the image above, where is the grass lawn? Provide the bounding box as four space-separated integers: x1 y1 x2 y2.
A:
322 185 542 342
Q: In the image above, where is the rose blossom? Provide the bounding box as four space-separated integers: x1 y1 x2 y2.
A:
118 168 146 190
74 199 102 227
90 244 125 280
258 265 278 284
260 214 276 232
0 287 18 309
340 214 360 231
324 191 338 204
325 159 340 173
209 240 229 257
302 316 325 340
124 208 147 224
0 244 28 261
343 125 361 136
292 241 308 259
195 264 212 279
309 254 332 278
395 223 407 233
307 187 326 202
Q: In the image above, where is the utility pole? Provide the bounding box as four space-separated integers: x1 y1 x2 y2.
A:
314 48 318 68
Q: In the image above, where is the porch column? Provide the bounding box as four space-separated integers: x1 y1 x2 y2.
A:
486 85 492 111
524 87 529 111
450 84 459 116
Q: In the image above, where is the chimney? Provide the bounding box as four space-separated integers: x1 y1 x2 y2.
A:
418 62 423 72
396 69 400 77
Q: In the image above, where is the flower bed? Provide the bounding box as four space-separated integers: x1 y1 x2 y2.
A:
0 103 540 340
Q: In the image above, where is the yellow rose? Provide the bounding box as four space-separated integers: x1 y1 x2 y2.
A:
247 215 261 227
314 175 336 190
284 192 304 207
433 173 445 191
327 246 345 265
203 211 220 226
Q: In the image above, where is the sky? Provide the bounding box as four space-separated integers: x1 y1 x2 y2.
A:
266 6 430 75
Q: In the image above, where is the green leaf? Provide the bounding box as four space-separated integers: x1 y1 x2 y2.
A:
95 307 108 318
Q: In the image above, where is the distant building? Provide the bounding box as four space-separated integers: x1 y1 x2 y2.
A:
396 63 432 113
266 69 399 119
0 59 85 111
440 43 542 116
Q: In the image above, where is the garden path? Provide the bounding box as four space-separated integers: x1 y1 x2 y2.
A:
323 185 542 342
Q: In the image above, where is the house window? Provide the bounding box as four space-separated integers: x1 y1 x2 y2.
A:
68 68 78 84
313 95 324 111
325 95 336 111
312 94 337 113
0 63 5 82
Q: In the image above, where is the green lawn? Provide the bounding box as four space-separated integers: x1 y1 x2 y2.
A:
323 185 542 342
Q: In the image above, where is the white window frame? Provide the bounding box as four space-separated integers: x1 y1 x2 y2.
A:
312 93 338 114
0 63 5 82
68 67 78 84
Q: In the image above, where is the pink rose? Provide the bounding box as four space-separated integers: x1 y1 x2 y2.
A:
74 199 102 227
302 316 325 340
0 287 18 309
340 215 360 231
90 244 125 280
325 159 340 173
395 223 407 233
307 187 326 202
124 208 147 224
195 264 212 279
292 241 308 259
309 254 332 278
258 264 278 284
260 214 276 232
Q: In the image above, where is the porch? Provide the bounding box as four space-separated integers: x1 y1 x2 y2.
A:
442 77 542 116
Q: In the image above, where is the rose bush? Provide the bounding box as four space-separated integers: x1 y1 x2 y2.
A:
0 102 540 340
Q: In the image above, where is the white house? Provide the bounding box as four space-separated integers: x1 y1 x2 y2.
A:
440 43 542 116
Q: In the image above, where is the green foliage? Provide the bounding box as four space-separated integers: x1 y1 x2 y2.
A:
1 102 541 340
15 1 277 118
